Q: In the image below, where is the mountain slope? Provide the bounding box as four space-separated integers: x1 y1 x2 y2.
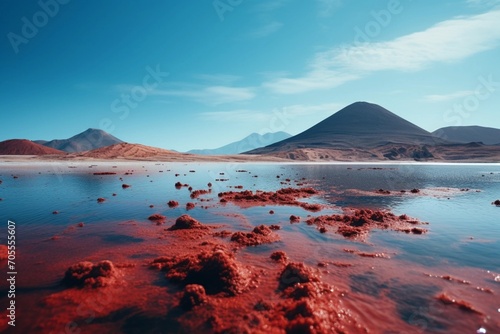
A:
0 139 66 155
41 128 124 152
188 132 291 155
248 102 447 155
432 126 500 145
75 143 179 159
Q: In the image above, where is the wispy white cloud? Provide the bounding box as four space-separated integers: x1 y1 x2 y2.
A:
265 9 500 94
200 102 343 122
424 90 475 102
317 0 342 17
248 21 283 38
150 84 255 105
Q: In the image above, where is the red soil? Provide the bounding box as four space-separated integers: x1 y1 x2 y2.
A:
190 189 211 199
306 208 427 241
180 284 208 310
230 225 280 246
218 187 322 211
148 214 166 223
167 200 179 208
150 247 251 295
62 260 120 288
0 139 66 155
168 214 208 231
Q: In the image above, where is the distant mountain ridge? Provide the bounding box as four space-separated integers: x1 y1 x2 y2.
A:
37 128 124 152
188 131 291 155
0 139 66 155
432 126 500 145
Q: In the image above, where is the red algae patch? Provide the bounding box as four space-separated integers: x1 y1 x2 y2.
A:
150 248 251 295
122 183 131 188
186 202 195 210
175 181 189 189
62 260 120 288
306 208 428 241
168 214 208 231
97 197 106 203
230 225 280 246
218 187 321 211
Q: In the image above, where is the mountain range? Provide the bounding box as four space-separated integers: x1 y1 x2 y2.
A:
1 102 499 161
432 126 500 145
188 132 291 155
34 128 123 153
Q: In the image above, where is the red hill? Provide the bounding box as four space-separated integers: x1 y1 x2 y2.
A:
0 139 66 155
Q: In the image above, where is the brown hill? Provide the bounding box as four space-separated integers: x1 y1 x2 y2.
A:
74 143 181 159
40 128 124 153
0 139 66 155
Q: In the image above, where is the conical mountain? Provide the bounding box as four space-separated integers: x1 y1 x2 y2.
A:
249 102 447 154
42 128 124 153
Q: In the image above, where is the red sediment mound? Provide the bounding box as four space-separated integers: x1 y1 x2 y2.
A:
0 245 7 260
148 214 166 223
62 260 119 288
279 262 320 290
150 248 250 295
186 202 195 210
270 251 288 263
436 293 483 315
175 182 189 189
167 200 179 208
97 197 106 203
290 215 300 223
180 284 207 310
190 189 211 199
218 187 320 211
168 214 208 231
492 200 500 206
410 188 420 193
376 189 391 194
230 225 279 246
93 172 117 175
306 208 428 241
122 184 131 189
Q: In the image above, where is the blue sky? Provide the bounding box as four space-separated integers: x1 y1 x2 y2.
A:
1 0 499 151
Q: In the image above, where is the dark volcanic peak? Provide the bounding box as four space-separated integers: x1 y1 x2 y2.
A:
432 126 500 145
249 102 448 153
0 139 66 155
42 128 124 153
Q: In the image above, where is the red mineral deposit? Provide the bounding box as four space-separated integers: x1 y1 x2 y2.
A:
62 260 119 288
167 200 179 208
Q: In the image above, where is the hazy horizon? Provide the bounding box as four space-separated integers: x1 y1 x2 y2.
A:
2 1 500 151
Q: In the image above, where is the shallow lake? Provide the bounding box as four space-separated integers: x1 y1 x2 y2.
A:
0 162 499 333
